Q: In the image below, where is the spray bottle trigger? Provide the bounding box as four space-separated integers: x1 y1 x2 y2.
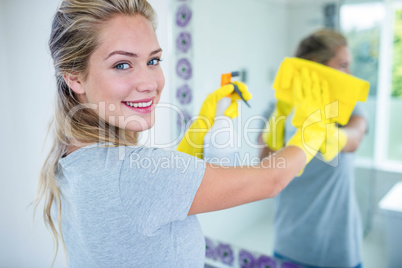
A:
230 83 251 108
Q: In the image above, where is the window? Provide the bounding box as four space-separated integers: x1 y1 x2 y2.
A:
340 1 402 172
389 3 402 163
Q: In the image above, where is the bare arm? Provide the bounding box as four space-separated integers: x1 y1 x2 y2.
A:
188 145 305 215
342 115 367 153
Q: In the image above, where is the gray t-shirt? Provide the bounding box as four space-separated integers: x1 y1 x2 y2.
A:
57 145 206 267
272 104 367 267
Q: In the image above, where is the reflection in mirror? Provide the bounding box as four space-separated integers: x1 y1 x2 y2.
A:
171 0 402 267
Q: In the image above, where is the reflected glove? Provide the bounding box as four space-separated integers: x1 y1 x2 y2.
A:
273 57 369 126
261 100 293 151
177 81 252 158
320 123 348 162
286 68 329 172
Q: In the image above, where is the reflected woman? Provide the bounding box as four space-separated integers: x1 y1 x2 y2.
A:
260 29 368 268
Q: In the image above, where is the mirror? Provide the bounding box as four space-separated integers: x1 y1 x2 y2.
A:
170 0 402 267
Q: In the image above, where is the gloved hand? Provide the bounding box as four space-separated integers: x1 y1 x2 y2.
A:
320 123 348 162
261 100 293 151
273 57 369 126
177 81 252 158
286 68 328 170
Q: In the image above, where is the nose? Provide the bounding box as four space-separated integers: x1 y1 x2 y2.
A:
135 66 158 93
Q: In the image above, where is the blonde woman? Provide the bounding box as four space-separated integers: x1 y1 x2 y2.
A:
260 29 368 268
37 0 330 266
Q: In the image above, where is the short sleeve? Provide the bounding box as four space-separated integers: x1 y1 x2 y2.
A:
347 103 369 133
351 103 368 120
119 147 206 236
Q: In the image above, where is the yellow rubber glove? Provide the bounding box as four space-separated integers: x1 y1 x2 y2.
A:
261 100 293 150
286 68 329 169
273 57 369 126
177 81 252 158
320 123 348 162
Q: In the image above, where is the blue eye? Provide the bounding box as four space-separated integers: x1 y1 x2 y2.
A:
115 63 130 70
148 58 161 66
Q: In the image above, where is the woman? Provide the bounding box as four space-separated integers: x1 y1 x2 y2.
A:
260 29 368 268
36 0 329 266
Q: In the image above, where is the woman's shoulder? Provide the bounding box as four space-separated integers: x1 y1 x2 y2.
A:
58 144 192 168
58 143 134 167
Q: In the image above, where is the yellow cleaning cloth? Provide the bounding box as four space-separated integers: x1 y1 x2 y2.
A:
273 57 370 126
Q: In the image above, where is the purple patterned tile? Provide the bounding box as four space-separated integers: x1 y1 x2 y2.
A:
176 58 192 80
176 5 192 27
176 108 192 131
281 261 299 268
257 255 277 268
239 249 256 268
216 243 234 266
176 84 192 105
205 237 217 260
176 32 192 53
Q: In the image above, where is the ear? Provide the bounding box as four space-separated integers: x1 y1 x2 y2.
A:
63 73 85 95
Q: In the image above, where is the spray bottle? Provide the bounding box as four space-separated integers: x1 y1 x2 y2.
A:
203 72 250 166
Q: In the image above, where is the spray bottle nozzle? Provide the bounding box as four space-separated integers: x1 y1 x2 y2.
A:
231 71 240 77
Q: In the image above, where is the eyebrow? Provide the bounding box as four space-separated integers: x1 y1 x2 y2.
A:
105 48 162 60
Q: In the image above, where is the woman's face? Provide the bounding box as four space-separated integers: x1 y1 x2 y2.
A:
73 14 165 132
326 45 352 74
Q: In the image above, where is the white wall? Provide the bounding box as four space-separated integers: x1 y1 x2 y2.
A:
0 0 170 266
287 0 337 55
0 0 65 266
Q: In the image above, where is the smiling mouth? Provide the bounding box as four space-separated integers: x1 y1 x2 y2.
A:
124 100 153 108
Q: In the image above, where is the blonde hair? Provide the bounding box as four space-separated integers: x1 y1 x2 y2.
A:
295 28 347 65
35 0 157 263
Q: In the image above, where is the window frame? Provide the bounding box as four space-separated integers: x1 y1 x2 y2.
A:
352 0 402 173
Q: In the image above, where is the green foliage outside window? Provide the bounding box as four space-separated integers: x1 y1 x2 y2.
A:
392 9 402 98
343 27 380 97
